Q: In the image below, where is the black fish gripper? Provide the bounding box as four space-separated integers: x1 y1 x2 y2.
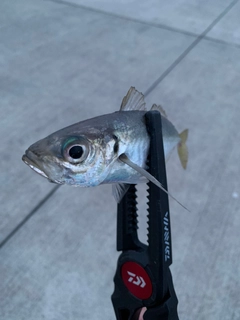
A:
111 110 179 320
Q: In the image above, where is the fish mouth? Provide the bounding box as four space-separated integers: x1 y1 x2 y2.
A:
22 151 49 179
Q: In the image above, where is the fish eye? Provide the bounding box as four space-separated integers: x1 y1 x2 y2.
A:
65 144 88 163
63 138 89 164
69 145 84 159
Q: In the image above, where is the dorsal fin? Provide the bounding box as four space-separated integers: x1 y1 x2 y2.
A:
151 104 168 118
120 87 146 111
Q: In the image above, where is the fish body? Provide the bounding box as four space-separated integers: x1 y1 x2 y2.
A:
22 87 188 201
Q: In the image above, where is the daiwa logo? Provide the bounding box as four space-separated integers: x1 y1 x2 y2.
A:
127 271 146 288
121 261 153 299
163 211 171 261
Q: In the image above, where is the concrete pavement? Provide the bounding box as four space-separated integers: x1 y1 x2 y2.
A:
0 0 240 319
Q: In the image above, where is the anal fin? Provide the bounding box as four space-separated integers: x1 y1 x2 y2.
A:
112 183 130 203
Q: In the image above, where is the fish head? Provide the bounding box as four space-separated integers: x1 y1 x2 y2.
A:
22 124 119 186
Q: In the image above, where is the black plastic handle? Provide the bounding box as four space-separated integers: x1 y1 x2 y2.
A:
111 111 179 320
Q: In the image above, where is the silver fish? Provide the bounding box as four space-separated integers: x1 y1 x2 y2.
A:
22 87 188 204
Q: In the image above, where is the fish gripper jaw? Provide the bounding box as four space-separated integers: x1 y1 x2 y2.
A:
111 111 179 320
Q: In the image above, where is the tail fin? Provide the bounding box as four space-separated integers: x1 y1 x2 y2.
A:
178 129 188 169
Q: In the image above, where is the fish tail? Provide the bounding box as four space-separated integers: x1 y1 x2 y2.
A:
177 129 188 169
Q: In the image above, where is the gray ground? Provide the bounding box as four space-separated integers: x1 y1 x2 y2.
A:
1 0 240 319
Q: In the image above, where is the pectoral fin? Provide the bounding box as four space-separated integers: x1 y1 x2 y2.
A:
119 154 190 212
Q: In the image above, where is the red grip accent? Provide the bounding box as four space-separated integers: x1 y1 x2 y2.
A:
121 262 153 300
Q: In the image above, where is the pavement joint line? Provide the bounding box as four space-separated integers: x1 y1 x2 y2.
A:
46 0 240 50
45 0 201 39
203 35 240 50
0 185 60 249
144 0 239 96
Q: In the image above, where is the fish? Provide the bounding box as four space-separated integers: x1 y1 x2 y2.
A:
22 87 188 206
